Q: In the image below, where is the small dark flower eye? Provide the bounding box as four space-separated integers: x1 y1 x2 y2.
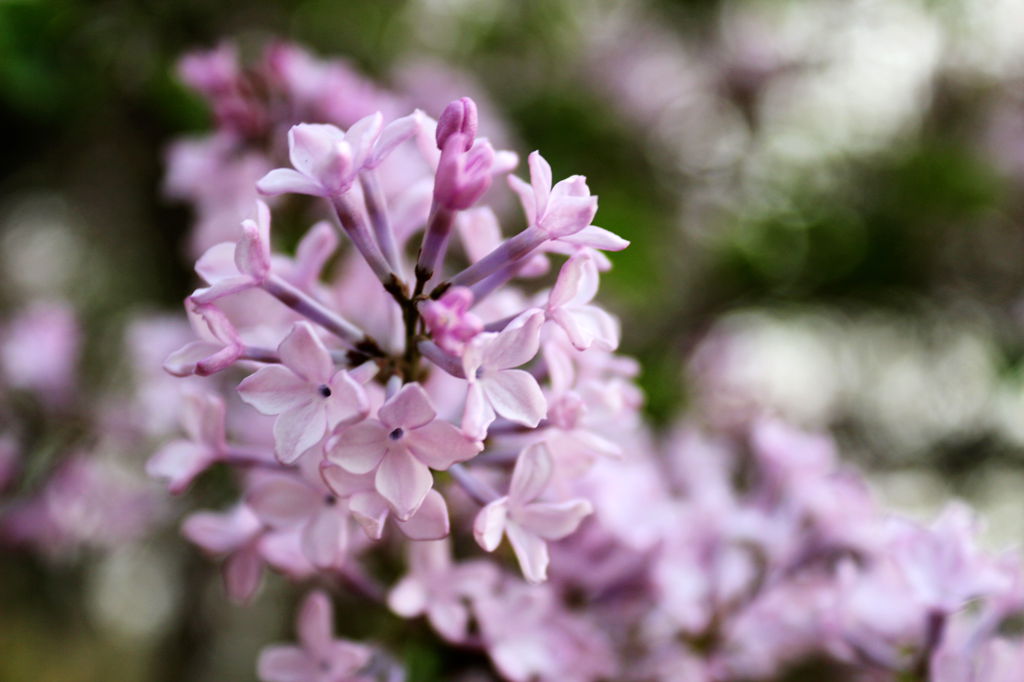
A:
318 384 332 397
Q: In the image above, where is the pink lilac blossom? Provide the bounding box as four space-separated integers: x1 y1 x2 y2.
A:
148 45 1024 682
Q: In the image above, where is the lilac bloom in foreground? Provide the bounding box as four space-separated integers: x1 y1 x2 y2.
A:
545 251 620 351
238 322 368 463
474 443 593 583
258 590 374 682
326 383 480 520
257 113 417 198
461 310 547 440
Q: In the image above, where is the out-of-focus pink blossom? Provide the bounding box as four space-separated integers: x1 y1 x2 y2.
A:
147 391 228 493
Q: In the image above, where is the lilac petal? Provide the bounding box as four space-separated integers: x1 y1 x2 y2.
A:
319 462 374 498
259 529 315 579
327 420 388 474
347 490 389 540
325 371 369 427
278 322 333 384
387 575 428 618
195 242 238 283
375 450 433 521
482 370 547 428
559 225 629 251
516 499 593 540
247 477 319 528
234 202 272 281
396 489 450 540
256 167 324 197
297 590 335 654
195 342 244 376
473 497 509 552
405 420 480 470
190 275 257 304
257 645 317 682
177 391 224 446
224 546 263 604
368 113 419 168
548 253 587 309
288 124 345 185
379 382 436 430
541 193 597 238
527 151 552 213
552 306 619 351
481 311 543 370
507 174 537 226
164 341 222 377
182 506 260 554
237 365 311 415
322 641 373 675
505 522 549 584
428 600 469 643
301 508 346 570
461 381 496 441
147 441 212 494
292 221 338 288
509 443 553 504
345 112 384 169
274 401 328 464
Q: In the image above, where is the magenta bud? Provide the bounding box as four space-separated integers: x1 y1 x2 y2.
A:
435 97 478 151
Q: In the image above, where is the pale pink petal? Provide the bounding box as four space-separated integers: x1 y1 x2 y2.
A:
460 334 487 378
558 224 629 251
482 311 543 370
505 522 549 583
325 371 369 427
319 462 374 498
379 382 436 430
278 322 333 384
190 275 257 304
274 401 328 463
256 167 324 197
428 600 469 643
163 341 222 377
234 201 272 283
181 391 226 447
461 381 496 441
552 306 619 351
297 590 335 654
195 343 244 376
322 641 373 674
247 477 319 527
344 112 384 169
347 491 389 540
182 506 260 554
528 151 552 213
237 365 311 415
405 420 480 470
327 420 388 474
224 546 263 603
507 174 537 226
368 113 418 168
257 645 316 682
259 529 315 579
509 443 553 504
541 193 596 238
291 221 338 288
146 441 212 494
195 242 238 283
388 575 428 618
473 497 509 552
548 253 586 309
482 370 547 428
516 499 593 540
288 124 345 184
375 450 433 521
301 508 346 569
395 489 450 540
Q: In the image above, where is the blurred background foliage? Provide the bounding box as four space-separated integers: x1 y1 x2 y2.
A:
3 0 1024 679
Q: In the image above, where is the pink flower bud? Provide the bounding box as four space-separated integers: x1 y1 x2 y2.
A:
435 97 478 152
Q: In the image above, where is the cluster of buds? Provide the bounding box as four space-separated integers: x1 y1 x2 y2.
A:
155 68 634 676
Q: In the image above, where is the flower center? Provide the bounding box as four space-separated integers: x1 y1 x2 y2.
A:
323 494 337 506
318 384 332 398
389 427 404 441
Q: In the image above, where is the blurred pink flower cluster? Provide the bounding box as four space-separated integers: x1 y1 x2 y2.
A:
144 41 1024 681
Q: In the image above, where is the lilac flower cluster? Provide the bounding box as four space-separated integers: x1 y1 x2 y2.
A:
152 42 1024 682
156 43 634 680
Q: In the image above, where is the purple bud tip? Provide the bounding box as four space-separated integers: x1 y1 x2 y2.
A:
436 97 478 151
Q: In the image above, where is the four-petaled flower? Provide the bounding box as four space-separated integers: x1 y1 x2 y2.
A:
257 113 417 198
257 590 373 682
238 322 368 463
474 443 593 583
326 383 480 520
461 310 548 440
545 251 620 351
